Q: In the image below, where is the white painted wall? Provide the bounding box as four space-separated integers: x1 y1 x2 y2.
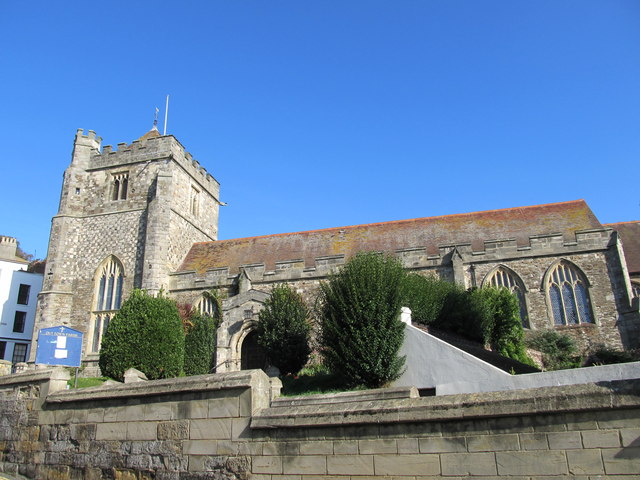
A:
0 259 43 363
394 323 640 395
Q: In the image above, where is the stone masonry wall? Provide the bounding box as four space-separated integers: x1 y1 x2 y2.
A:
1 369 639 479
170 229 639 353
34 129 221 363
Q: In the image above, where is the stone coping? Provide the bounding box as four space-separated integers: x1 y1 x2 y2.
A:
0 367 69 387
46 369 268 404
251 378 640 429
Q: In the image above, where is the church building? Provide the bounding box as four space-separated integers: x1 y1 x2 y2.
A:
31 128 640 372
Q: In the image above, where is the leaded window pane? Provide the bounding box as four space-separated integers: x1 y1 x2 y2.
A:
115 275 123 309
575 282 593 323
562 284 579 324
550 285 564 325
93 316 102 352
97 277 106 310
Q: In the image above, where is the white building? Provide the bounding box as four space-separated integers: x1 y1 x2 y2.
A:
0 236 43 365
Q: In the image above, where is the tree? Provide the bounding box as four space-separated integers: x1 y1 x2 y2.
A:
479 287 533 365
318 252 406 388
256 284 311 375
184 290 223 376
99 289 185 381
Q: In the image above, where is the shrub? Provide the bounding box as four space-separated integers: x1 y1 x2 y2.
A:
318 252 406 388
184 311 220 375
400 273 454 325
256 284 311 376
184 290 222 376
99 289 185 381
585 345 640 366
479 287 534 365
433 285 494 344
526 330 582 370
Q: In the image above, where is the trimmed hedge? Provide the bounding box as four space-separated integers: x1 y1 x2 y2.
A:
99 289 185 381
184 311 219 376
318 252 406 388
256 284 311 375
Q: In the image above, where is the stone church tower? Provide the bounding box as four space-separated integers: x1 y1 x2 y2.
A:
31 128 221 367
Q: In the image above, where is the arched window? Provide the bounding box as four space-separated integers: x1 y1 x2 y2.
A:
195 293 220 318
546 261 593 326
91 256 125 352
483 266 529 328
631 281 640 299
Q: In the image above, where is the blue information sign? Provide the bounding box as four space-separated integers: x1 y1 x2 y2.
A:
35 326 84 368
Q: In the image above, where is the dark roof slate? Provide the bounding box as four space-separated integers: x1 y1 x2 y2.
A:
179 200 602 274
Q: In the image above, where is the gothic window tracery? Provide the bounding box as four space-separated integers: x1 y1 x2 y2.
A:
483 266 529 328
546 261 593 326
631 281 640 299
195 294 219 318
91 256 124 352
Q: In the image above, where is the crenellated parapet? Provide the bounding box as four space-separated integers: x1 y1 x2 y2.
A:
169 227 615 292
75 129 219 195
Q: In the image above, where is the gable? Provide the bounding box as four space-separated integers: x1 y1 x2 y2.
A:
606 221 640 275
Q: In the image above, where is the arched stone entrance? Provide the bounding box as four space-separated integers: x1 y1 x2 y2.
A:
240 330 267 370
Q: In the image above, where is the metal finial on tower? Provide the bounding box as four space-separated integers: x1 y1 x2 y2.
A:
152 107 159 131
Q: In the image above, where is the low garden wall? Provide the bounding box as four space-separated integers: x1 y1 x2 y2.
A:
0 368 639 479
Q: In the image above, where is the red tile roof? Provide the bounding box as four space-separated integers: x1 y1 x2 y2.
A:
178 200 602 274
605 221 640 274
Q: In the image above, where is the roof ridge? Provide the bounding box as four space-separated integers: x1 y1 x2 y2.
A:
604 220 640 226
205 199 588 245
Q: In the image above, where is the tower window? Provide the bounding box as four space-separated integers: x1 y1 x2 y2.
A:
91 256 125 352
13 311 26 333
112 173 129 201
17 284 30 305
546 261 593 326
190 186 200 217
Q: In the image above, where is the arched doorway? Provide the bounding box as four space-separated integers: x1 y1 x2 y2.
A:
240 330 267 370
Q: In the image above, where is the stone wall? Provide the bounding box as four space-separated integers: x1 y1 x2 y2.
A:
171 228 640 356
1 368 639 479
32 129 221 364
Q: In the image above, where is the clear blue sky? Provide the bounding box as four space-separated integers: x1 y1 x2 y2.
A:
1 1 639 259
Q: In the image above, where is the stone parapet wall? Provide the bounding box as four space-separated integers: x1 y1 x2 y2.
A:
1 369 639 479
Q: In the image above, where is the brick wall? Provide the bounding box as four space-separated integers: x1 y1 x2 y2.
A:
1 369 638 479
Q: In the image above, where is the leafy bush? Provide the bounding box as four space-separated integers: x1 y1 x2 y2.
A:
526 330 582 370
585 345 640 366
478 287 534 365
318 252 406 388
256 284 311 376
184 290 222 376
400 273 454 325
184 311 220 375
433 285 494 344
99 289 185 381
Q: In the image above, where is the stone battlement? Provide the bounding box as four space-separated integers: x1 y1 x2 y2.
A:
170 227 615 290
75 129 219 191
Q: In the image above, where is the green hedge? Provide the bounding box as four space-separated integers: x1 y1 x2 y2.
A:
318 252 406 388
99 289 185 381
256 284 311 375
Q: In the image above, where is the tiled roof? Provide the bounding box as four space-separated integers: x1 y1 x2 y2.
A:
178 200 602 274
137 127 160 141
605 221 640 275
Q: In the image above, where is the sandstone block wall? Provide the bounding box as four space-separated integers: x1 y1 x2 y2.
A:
1 369 639 479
